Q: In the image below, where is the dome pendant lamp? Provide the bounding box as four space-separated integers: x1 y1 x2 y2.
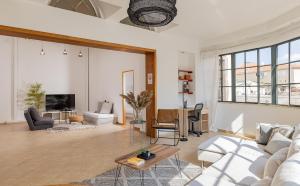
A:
128 0 177 27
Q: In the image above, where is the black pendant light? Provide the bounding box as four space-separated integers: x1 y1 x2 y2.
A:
128 0 177 27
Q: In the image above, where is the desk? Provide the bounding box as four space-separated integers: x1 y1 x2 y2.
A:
178 107 209 138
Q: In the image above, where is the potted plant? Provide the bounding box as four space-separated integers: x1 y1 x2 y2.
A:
24 83 45 111
120 90 153 123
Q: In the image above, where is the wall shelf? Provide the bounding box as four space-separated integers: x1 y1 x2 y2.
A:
178 69 193 73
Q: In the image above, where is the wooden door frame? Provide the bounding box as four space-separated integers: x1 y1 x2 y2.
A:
121 70 135 126
0 25 157 137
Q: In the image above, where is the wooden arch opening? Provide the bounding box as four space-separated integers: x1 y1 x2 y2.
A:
0 25 156 137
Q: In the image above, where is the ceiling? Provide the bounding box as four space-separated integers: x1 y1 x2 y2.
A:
24 0 300 43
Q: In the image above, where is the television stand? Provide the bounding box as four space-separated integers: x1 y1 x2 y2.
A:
42 110 77 124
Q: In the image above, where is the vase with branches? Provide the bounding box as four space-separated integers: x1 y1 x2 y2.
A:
120 90 153 123
24 83 45 111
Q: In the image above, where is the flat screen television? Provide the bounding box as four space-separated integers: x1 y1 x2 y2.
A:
46 94 75 111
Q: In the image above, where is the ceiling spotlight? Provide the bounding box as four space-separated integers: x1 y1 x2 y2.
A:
63 49 68 55
40 48 45 55
78 51 83 57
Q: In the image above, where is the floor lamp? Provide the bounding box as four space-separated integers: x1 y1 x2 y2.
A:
180 82 188 142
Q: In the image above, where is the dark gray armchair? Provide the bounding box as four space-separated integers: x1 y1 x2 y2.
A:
24 107 54 131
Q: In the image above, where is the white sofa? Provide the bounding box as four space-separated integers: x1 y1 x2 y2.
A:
83 101 117 125
189 125 300 186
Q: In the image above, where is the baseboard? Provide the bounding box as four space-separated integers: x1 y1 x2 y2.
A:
218 129 255 140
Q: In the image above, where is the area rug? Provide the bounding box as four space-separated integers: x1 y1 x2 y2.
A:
47 123 97 132
77 158 202 186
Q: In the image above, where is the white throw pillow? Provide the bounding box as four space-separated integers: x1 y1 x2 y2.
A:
264 147 289 178
292 123 300 139
251 178 272 186
100 102 113 114
264 132 291 154
271 152 300 186
287 133 300 158
256 123 275 145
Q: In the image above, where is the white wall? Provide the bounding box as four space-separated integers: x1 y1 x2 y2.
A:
198 18 300 136
14 38 89 121
89 48 145 123
0 0 200 111
178 52 196 107
0 36 13 123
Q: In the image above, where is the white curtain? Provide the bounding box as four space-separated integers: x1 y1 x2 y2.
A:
198 51 220 131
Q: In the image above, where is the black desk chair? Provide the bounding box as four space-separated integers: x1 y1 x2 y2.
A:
188 103 204 137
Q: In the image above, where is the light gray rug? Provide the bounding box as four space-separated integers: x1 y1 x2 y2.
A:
77 158 202 186
47 123 97 132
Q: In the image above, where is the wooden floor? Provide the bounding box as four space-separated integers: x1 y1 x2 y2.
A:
0 123 218 186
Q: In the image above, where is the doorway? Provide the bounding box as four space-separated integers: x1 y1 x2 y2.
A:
122 70 134 125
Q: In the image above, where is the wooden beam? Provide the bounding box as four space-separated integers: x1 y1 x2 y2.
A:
0 25 155 54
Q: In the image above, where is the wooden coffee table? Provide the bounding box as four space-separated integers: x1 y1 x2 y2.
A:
114 144 181 186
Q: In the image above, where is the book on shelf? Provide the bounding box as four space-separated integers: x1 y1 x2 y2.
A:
127 157 145 166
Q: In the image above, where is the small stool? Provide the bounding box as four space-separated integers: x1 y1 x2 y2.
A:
69 115 84 124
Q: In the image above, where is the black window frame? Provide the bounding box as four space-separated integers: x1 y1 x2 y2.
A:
218 36 300 107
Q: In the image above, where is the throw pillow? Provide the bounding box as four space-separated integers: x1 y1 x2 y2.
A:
250 178 272 186
256 123 274 145
271 152 300 186
264 147 289 178
292 123 300 139
268 125 294 141
264 132 292 154
100 102 113 114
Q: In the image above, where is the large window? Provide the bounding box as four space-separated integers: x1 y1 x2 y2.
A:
219 37 300 106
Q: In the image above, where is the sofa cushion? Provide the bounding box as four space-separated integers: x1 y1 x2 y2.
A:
265 133 291 154
271 152 300 186
198 135 243 155
28 107 41 121
264 147 289 179
287 125 300 158
251 178 272 186
203 151 270 185
35 118 54 126
198 135 266 163
187 174 238 186
100 102 113 114
256 123 274 145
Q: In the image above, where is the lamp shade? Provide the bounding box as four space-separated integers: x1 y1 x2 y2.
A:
128 0 177 27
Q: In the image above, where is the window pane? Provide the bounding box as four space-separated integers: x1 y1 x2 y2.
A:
236 68 245 86
246 67 258 86
291 39 300 62
259 48 271 66
246 87 258 102
291 84 300 105
235 52 245 68
222 87 232 101
277 85 289 105
236 87 245 102
277 64 289 84
260 86 272 104
259 65 271 85
222 70 232 86
246 50 257 67
277 43 289 64
222 55 232 70
290 62 300 83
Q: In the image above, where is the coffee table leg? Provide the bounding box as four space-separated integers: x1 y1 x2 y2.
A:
114 164 122 186
139 170 144 186
175 153 182 177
